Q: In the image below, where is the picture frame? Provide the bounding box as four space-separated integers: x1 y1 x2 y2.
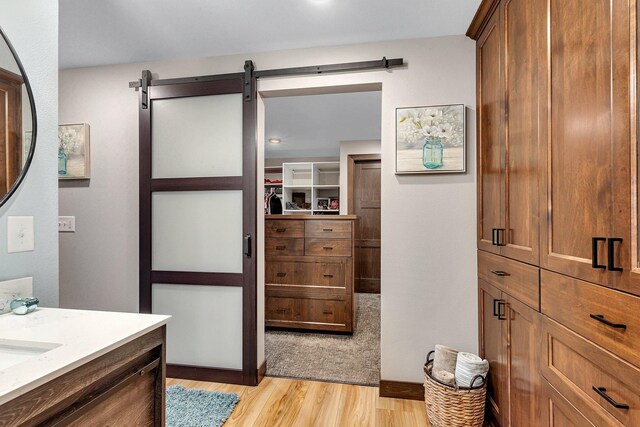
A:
328 198 339 211
317 198 330 210
58 123 90 179
395 104 465 174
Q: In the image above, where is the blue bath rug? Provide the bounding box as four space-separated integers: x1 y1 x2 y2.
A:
166 385 239 427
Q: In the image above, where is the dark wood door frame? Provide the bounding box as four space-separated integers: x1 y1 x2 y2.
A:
139 76 258 386
347 153 382 294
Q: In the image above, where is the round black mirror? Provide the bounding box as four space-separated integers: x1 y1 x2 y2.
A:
0 25 37 208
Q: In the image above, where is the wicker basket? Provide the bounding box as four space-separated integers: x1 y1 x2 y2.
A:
423 351 487 427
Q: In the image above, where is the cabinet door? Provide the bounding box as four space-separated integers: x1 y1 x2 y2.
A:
501 0 540 265
477 9 504 255
479 279 507 426
504 294 540 427
540 0 631 289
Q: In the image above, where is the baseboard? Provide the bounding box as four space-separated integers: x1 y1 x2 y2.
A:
167 364 245 385
379 380 424 401
257 360 267 384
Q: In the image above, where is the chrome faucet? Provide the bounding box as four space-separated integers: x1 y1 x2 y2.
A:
9 297 39 315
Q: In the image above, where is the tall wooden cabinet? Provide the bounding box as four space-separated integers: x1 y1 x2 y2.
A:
469 0 640 425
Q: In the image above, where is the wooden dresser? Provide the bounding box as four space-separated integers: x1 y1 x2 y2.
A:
265 215 357 332
469 0 640 425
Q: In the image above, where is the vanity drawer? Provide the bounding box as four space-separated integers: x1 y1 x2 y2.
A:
265 238 304 256
541 316 640 426
305 239 351 257
541 269 640 368
305 220 352 239
541 380 600 427
265 220 305 239
478 250 539 310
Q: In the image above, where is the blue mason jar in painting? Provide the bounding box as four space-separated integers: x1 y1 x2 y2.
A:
423 137 444 169
58 147 67 175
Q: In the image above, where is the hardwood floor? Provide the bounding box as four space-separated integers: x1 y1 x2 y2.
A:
167 377 430 426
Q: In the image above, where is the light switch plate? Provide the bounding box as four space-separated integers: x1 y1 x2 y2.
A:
7 216 34 253
0 277 33 314
58 216 75 232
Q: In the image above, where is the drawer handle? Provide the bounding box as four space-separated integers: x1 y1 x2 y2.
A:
323 247 334 250
323 310 333 315
607 238 623 272
323 274 334 278
590 314 627 330
276 228 287 232
493 299 506 319
275 245 286 250
492 228 506 246
491 270 510 277
276 308 287 313
592 237 607 269
276 272 286 277
323 228 333 232
592 386 629 410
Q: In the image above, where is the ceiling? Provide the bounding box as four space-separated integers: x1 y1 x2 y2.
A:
265 91 381 159
59 0 480 69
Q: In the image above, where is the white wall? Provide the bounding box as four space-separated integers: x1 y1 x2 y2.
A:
0 0 59 306
59 35 477 383
339 139 381 214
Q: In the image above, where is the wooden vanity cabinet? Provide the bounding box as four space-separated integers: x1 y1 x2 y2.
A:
0 327 166 426
265 215 357 332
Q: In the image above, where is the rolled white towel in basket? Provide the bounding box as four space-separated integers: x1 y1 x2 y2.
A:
433 344 458 377
455 352 489 388
433 370 455 386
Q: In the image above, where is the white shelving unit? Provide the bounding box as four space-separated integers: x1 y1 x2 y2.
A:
282 162 340 215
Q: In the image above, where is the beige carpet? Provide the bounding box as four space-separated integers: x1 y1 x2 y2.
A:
265 293 380 386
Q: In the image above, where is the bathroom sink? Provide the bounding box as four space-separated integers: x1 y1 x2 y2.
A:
0 339 61 371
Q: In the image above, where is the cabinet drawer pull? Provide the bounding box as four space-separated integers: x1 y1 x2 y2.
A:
323 274 334 278
493 299 505 317
276 272 286 277
592 386 630 410
323 247 334 250
323 228 333 232
276 228 287 232
491 228 497 245
496 228 506 246
607 238 623 271
592 237 607 269
275 245 286 250
491 270 510 277
497 301 506 320
589 314 627 330
323 310 333 315
276 308 287 313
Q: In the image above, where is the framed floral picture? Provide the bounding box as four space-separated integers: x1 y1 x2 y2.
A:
395 104 465 174
58 123 90 179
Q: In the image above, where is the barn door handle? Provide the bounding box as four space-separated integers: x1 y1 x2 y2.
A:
244 234 252 257
589 314 626 330
607 238 623 271
591 237 606 269
592 386 629 410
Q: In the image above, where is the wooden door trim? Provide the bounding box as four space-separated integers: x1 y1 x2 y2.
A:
139 76 258 386
346 153 381 216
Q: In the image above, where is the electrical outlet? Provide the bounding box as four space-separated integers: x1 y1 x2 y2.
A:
58 216 75 232
7 216 34 253
0 277 33 314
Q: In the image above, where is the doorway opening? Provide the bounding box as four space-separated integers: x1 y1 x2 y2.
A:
261 89 382 386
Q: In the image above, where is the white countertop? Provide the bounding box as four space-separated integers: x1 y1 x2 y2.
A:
0 308 169 405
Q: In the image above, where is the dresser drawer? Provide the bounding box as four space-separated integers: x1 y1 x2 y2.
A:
265 261 307 285
265 296 297 321
265 260 346 289
311 262 345 288
478 250 539 310
541 269 640 369
305 220 352 239
541 317 639 426
265 238 304 256
266 220 305 238
305 239 351 257
265 295 351 331
299 296 350 327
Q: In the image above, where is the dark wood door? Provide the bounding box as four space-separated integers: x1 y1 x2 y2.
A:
540 0 631 290
0 68 22 196
479 279 506 426
477 10 504 256
504 293 540 427
351 157 381 293
501 0 540 266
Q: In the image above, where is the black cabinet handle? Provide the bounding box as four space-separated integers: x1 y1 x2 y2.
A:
323 310 333 315
491 270 510 277
592 237 607 269
592 386 629 409
323 228 333 232
276 272 286 277
275 245 286 250
244 234 252 257
590 314 626 330
276 308 287 313
495 228 506 246
491 228 497 246
493 299 505 317
323 274 334 278
607 238 623 271
276 228 287 233
323 247 334 250
497 301 507 320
